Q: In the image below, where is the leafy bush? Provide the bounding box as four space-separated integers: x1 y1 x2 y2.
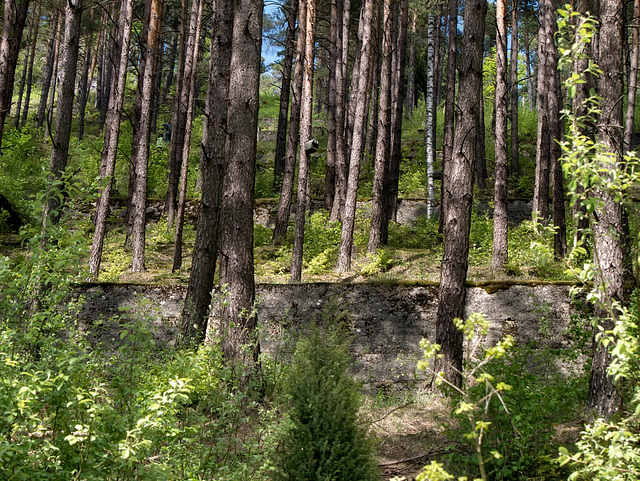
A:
272 320 379 481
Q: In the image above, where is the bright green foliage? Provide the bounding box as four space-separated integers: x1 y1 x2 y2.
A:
554 6 640 480
0 185 278 480
273 321 378 481
418 313 515 481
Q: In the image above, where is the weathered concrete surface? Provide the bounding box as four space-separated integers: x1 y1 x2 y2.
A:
74 282 581 392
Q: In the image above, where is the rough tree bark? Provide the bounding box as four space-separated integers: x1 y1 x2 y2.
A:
624 0 640 154
76 31 94 140
88 0 134 278
440 0 458 232
492 0 509 272
20 0 42 129
37 12 60 129
588 0 624 419
435 0 486 387
336 0 374 272
130 0 163 272
367 0 393 254
329 0 351 222
273 0 298 190
533 0 551 221
181 0 233 342
172 0 204 272
166 0 188 227
324 0 341 209
44 0 83 229
0 0 30 152
509 0 519 174
218 0 263 370
272 0 306 246
383 0 408 229
290 0 316 283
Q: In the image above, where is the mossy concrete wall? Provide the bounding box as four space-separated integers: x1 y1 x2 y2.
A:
75 282 582 392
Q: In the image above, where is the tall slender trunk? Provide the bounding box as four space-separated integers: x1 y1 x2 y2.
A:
435 0 486 387
384 0 408 229
588 0 625 419
509 0 519 174
272 0 306 245
492 0 509 272
130 0 163 272
524 0 535 108
37 12 60 129
547 0 566 259
161 30 178 103
533 0 551 221
405 8 417 118
425 14 436 219
89 0 135 278
14 4 36 130
290 0 316 283
440 0 457 231
166 0 188 227
368 0 393 254
274 0 298 190
77 31 94 140
330 0 350 222
218 0 263 371
172 0 204 272
44 0 83 228
181 0 233 342
325 0 341 209
336 0 374 272
624 0 640 153
21 0 41 129
0 0 30 151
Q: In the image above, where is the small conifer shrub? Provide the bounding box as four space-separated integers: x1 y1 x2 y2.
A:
273 321 379 481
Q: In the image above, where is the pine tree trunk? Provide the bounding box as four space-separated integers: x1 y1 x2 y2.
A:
384 0 408 230
98 20 117 132
624 0 640 153
273 0 298 190
492 0 509 272
89 0 134 278
272 0 306 245
588 0 624 419
367 0 393 254
76 31 94 140
533 0 551 221
161 30 178 103
509 0 519 174
37 13 59 129
524 0 535 108
547 0 566 259
440 0 457 232
172 0 204 272
0 0 30 151
21 0 41 129
14 5 36 130
219 0 262 371
181 0 233 342
130 0 163 272
405 8 417 118
290 0 316 283
435 0 486 388
329 0 350 222
325 0 340 209
44 0 83 227
166 0 188 227
336 0 374 272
